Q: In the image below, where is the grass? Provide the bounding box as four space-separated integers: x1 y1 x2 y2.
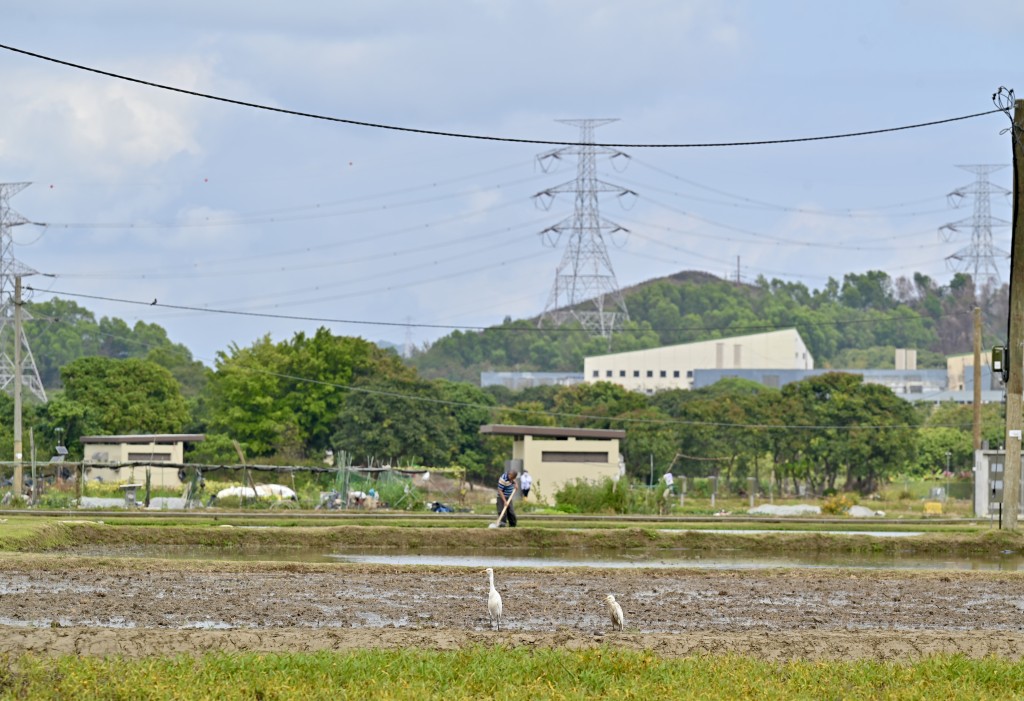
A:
0 515 1021 558
1 648 1023 700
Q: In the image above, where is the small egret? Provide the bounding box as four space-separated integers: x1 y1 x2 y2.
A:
604 594 624 631
483 567 503 630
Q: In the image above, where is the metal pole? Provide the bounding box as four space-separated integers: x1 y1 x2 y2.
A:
946 451 951 502
29 426 35 506
12 276 22 497
974 307 983 451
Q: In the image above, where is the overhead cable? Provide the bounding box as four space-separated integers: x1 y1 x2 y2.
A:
0 43 1002 148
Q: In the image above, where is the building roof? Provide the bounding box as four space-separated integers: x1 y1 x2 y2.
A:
79 434 206 444
585 327 806 361
479 424 625 440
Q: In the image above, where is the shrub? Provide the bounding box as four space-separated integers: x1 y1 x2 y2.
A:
821 493 856 515
554 477 650 515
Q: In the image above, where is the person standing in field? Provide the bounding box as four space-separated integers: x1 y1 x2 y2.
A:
519 469 532 499
496 468 518 527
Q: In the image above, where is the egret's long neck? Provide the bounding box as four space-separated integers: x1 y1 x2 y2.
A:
488 571 495 589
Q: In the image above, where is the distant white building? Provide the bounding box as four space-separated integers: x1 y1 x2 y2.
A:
584 328 813 394
480 371 584 390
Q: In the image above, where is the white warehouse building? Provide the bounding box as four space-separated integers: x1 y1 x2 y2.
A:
584 328 814 394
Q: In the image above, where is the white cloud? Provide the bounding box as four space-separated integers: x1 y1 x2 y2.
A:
1 57 208 178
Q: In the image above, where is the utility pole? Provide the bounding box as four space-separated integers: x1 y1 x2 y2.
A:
973 307 982 452
1002 95 1024 531
12 276 22 496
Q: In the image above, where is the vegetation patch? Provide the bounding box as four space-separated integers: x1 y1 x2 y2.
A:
1 648 1023 700
5 518 1024 559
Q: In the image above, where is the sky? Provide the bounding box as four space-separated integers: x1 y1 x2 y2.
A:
2 1 1022 367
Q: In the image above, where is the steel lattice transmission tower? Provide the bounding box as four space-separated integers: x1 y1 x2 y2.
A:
535 119 633 338
0 183 46 402
939 164 1011 294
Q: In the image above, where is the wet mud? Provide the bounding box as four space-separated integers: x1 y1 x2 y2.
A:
1 557 1023 659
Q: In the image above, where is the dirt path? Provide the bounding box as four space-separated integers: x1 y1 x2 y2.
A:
1 557 1024 659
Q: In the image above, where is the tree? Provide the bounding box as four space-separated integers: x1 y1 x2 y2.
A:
780 372 917 493
331 375 461 467
54 357 191 444
199 335 300 458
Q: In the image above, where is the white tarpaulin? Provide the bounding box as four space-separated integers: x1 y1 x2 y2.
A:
215 484 297 500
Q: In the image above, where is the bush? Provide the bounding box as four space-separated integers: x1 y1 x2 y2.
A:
821 493 857 515
554 477 651 515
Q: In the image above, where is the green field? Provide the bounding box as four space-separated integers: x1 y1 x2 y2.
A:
2 648 1023 700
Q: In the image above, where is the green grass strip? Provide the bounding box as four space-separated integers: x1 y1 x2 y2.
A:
2 648 1023 700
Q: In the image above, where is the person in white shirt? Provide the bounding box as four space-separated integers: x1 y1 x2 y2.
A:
519 469 533 498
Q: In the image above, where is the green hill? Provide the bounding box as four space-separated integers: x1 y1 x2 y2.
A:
409 270 1006 382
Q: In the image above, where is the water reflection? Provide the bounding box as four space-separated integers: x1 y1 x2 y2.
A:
67 544 1024 572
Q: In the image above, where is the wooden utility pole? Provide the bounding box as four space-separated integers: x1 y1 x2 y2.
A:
12 276 23 497
974 306 982 451
1003 98 1024 531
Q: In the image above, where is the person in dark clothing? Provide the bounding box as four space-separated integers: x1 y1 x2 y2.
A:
496 469 518 527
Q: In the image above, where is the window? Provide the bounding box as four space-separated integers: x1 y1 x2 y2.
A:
127 452 172 462
541 451 610 463
686 370 694 378
659 370 667 378
646 370 653 378
606 370 612 378
633 370 640 378
673 370 680 378
619 370 626 377
592 370 599 378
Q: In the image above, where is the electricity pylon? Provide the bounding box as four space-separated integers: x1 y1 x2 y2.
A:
0 183 46 402
535 119 633 338
939 164 1011 294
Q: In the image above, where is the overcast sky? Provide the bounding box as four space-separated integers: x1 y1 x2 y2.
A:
2 1 1021 365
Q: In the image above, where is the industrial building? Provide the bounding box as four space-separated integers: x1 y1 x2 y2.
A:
583 328 813 394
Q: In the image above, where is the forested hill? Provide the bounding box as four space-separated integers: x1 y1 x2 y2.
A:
409 270 1009 383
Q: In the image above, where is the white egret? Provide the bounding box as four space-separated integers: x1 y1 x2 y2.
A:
483 567 502 630
604 594 624 631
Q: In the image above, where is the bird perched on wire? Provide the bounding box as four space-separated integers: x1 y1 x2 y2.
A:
604 594 624 631
483 567 503 630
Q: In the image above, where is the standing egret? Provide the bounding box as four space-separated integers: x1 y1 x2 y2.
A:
604 594 624 631
483 567 503 630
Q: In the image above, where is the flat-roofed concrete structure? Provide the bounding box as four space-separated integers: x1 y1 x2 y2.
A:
79 434 205 488
584 328 813 394
480 424 625 505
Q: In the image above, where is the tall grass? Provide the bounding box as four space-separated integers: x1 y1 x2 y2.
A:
1 648 1023 700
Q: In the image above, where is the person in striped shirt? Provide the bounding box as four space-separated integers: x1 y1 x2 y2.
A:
496 469 518 528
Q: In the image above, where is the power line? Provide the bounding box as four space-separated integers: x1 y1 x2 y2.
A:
629 157 950 214
25 311 974 431
27 286 975 336
232 366 949 432
0 42 1002 148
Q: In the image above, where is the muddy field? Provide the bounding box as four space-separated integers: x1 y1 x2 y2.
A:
2 557 1024 660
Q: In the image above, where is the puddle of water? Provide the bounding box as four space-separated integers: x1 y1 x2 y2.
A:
65 543 1024 571
325 551 1023 571
657 529 924 538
